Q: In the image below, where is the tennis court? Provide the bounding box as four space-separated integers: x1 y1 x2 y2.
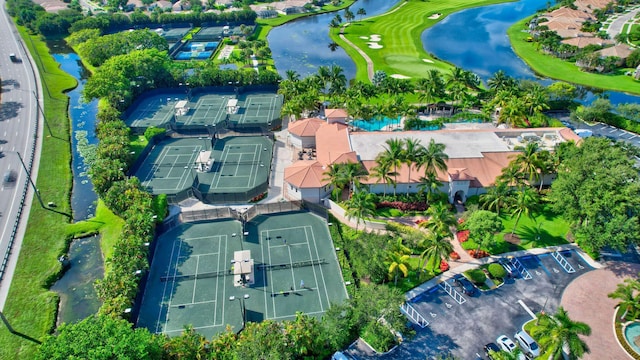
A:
196 136 273 203
125 95 178 130
136 211 348 338
176 95 231 128
229 93 283 127
133 137 207 195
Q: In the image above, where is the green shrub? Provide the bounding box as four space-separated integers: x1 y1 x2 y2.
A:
487 263 507 279
361 320 397 353
151 194 168 221
465 269 486 284
144 126 166 141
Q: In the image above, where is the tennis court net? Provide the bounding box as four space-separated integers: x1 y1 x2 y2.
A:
159 258 327 282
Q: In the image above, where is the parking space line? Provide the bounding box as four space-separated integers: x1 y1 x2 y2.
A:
439 281 466 305
518 300 537 320
609 128 618 133
551 251 575 273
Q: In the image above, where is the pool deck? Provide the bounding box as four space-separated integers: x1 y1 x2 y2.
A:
560 261 640 360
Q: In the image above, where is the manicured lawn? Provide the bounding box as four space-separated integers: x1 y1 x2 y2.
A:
508 16 640 95
0 28 76 359
333 0 509 82
499 205 570 249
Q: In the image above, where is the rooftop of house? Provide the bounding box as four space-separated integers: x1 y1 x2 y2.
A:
288 117 325 137
324 108 348 119
284 160 328 188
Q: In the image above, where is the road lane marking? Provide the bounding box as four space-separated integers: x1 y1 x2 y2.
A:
518 300 537 320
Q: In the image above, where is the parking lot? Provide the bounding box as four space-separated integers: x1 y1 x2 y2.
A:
347 250 594 359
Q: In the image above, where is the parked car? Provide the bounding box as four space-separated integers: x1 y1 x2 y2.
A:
484 342 500 359
496 335 527 360
514 330 540 357
453 274 476 295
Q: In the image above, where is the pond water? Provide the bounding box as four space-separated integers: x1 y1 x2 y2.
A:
50 235 103 325
268 0 401 79
49 42 99 221
421 0 640 104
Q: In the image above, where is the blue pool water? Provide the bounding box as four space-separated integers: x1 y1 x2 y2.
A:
625 322 640 355
176 51 213 60
351 117 402 131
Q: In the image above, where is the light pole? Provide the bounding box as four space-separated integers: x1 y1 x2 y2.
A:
32 90 52 137
8 151 45 209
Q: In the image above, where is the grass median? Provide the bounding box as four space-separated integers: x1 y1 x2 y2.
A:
508 16 640 95
0 28 75 359
333 0 508 82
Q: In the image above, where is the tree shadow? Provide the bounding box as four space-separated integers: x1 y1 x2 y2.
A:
605 261 640 279
0 102 23 121
516 223 566 247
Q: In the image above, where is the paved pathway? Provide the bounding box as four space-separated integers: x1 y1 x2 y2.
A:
264 129 292 203
605 6 640 42
561 262 640 360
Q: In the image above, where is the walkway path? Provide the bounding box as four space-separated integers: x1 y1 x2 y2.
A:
264 129 292 203
560 262 640 360
605 6 640 42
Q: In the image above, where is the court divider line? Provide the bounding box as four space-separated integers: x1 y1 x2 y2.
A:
192 255 200 303
162 237 185 334
308 225 332 307
153 233 179 334
302 226 325 312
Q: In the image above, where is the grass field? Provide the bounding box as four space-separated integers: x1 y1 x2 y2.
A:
334 0 509 82
508 16 640 95
498 205 570 249
0 29 76 359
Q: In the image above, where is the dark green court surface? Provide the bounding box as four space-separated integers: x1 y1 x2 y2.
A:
133 136 272 203
136 212 348 338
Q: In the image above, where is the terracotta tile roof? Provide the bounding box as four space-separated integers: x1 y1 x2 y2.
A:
324 108 348 119
288 117 325 137
561 36 613 48
543 7 594 21
574 0 611 12
559 128 583 142
315 122 353 165
597 44 634 59
284 160 328 188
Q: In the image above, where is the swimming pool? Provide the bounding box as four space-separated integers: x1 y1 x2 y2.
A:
624 322 640 355
351 116 401 131
175 51 213 60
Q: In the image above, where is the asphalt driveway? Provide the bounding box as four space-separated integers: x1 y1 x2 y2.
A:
346 250 594 359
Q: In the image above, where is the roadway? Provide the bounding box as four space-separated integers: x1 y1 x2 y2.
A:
0 0 43 310
550 113 640 149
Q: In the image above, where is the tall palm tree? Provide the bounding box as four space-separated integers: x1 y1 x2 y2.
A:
480 181 511 216
345 190 377 231
498 162 525 187
380 138 405 196
386 251 411 286
328 65 347 95
420 202 457 237
341 161 368 195
323 163 349 200
532 307 591 360
388 237 411 255
418 172 443 204
370 160 396 197
402 138 424 195
322 162 367 200
608 277 640 321
417 139 448 177
417 70 445 109
513 142 543 186
356 7 366 20
285 70 300 82
487 70 516 93
419 232 454 272
508 186 539 237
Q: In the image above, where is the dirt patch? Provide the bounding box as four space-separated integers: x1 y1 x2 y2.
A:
503 234 521 245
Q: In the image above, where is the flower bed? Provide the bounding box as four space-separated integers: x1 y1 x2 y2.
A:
376 201 427 212
457 230 470 242
468 249 490 258
450 251 460 260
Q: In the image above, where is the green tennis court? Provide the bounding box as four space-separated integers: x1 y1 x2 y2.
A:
136 212 348 338
229 93 283 126
134 137 207 195
176 95 232 128
125 96 178 130
195 136 273 202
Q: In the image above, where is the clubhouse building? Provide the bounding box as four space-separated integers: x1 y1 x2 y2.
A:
284 117 580 204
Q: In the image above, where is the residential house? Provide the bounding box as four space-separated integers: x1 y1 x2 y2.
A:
324 108 348 124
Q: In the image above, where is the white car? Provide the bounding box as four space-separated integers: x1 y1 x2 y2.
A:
515 330 541 357
496 335 517 353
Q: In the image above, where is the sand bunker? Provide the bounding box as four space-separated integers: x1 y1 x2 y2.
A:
422 59 434 63
369 34 382 41
428 13 442 19
359 36 369 40
368 43 383 49
391 74 410 79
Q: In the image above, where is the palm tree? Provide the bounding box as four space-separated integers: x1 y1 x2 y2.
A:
418 172 442 204
417 139 448 177
402 138 424 195
416 70 445 109
345 190 377 231
380 138 405 196
328 42 339 52
340 161 368 195
388 237 411 255
513 142 543 187
608 277 640 321
420 202 456 237
480 181 511 216
323 162 367 200
369 160 396 197
386 251 411 286
343 8 355 23
323 163 349 200
356 7 366 20
328 65 347 95
508 186 539 237
419 232 454 272
532 307 591 360
498 162 525 187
